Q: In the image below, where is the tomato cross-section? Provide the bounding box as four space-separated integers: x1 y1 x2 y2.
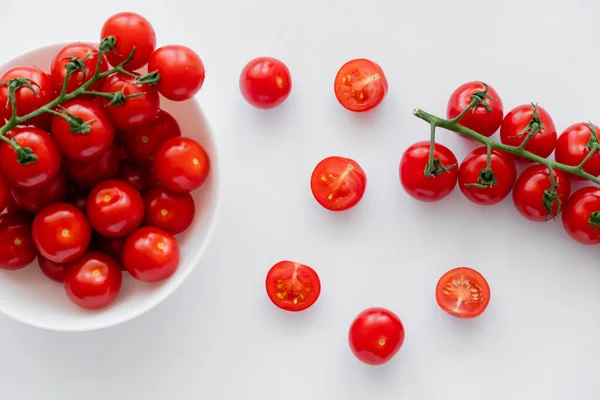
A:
265 261 321 312
310 156 367 211
435 267 491 319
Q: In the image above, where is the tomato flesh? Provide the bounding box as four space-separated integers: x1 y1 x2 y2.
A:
334 59 388 112
310 156 367 211
265 261 321 312
435 267 490 318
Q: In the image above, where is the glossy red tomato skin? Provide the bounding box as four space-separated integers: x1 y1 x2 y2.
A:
500 104 557 160
555 123 600 180
65 144 120 188
86 179 144 238
101 12 156 71
118 160 154 194
32 202 91 263
38 255 66 283
399 141 458 202
0 66 55 121
101 73 160 130
435 267 491 319
122 109 181 166
265 261 321 312
310 156 367 211
153 137 210 193
0 173 10 213
348 307 405 366
144 187 195 235
458 147 517 205
11 173 68 214
512 166 571 222
50 99 115 160
64 251 122 310
123 227 180 282
148 45 205 101
0 212 37 270
239 57 292 109
50 42 109 93
0 127 61 188
561 187 600 245
447 81 503 138
334 59 388 112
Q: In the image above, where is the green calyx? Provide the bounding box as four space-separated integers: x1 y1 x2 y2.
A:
465 168 497 189
424 158 456 178
469 82 496 113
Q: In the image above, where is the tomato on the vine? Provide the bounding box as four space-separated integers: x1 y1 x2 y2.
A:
399 141 458 202
148 45 205 101
512 165 571 222
118 160 154 194
561 187 600 245
348 307 405 366
310 156 367 211
500 104 557 160
0 173 10 213
239 57 292 109
458 147 516 205
123 227 180 282
38 256 65 283
0 66 55 122
334 58 388 112
0 212 37 270
555 123 600 180
265 261 321 312
50 42 109 94
144 187 195 235
435 267 490 319
65 144 120 188
446 81 503 137
11 173 68 214
101 12 156 71
153 137 210 193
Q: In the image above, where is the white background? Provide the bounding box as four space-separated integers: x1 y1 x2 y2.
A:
0 0 599 399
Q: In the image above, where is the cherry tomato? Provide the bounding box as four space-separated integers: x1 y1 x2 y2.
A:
435 267 491 319
458 147 516 205
446 81 503 138
67 185 89 212
0 173 10 213
50 99 114 160
310 156 366 211
512 165 571 222
32 203 91 263
0 66 55 122
100 12 156 71
561 187 600 245
0 127 61 188
64 251 122 310
148 45 205 101
0 212 37 270
50 42 109 94
101 72 160 130
143 187 195 235
38 255 65 283
123 227 180 282
117 160 154 194
11 173 68 214
153 137 210 193
399 141 458 202
334 58 388 112
265 261 321 312
348 307 405 366
65 144 120 188
122 109 181 166
555 123 600 180
86 179 144 238
239 57 292 109
5 192 22 214
500 104 557 160
91 234 125 267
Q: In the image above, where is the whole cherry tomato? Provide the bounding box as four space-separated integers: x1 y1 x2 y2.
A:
310 156 367 211
11 173 68 214
0 212 37 270
446 81 503 138
555 123 600 180
101 12 156 71
65 144 120 188
91 234 125 267
50 42 109 94
0 66 55 122
436 267 490 318
144 187 195 235
500 104 557 160
0 173 10 213
66 185 89 212
334 59 388 112
265 261 321 312
561 187 600 245
239 57 292 109
153 137 210 193
348 307 405 366
123 226 180 282
118 160 154 194
38 255 66 283
148 45 205 101
399 141 458 202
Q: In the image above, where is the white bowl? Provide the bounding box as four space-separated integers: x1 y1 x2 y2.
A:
0 42 220 331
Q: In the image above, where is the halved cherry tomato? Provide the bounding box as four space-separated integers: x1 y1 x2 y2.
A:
38 255 65 283
50 42 109 94
148 45 205 101
0 212 37 270
153 137 210 193
348 307 405 365
555 123 600 180
239 57 291 109
101 12 156 71
446 81 503 138
334 59 388 112
512 165 570 222
500 104 557 160
561 187 600 245
265 261 321 312
435 267 491 318
310 156 366 211
11 173 68 214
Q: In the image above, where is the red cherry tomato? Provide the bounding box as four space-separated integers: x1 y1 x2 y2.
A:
65 144 120 188
101 72 160 130
64 251 122 310
310 156 366 211
5 192 22 214
11 173 68 214
148 45 205 101
239 57 292 109
0 66 55 122
0 212 37 270
446 81 503 138
38 255 65 283
0 173 10 213
265 261 321 312
123 227 180 282
86 179 144 238
50 42 109 94
32 203 91 263
436 267 491 319
153 137 210 193
117 160 154 194
143 187 195 235
458 147 516 205
66 185 89 212
0 127 61 188
122 109 181 166
348 307 405 366
334 59 388 112
555 123 600 180
512 165 571 222
91 234 125 267
561 187 600 245
100 12 156 71
500 104 557 160
399 141 458 202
